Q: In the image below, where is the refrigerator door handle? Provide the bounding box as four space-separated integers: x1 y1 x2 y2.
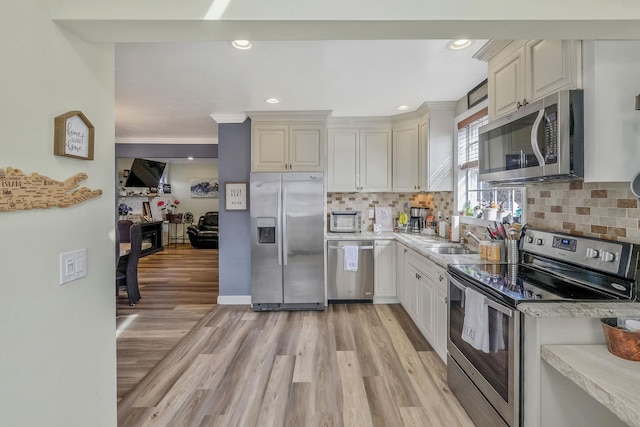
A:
282 185 288 266
277 185 283 266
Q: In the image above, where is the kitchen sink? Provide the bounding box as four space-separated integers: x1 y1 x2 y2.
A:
428 247 476 255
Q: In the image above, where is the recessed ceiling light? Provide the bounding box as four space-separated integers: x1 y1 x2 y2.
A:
397 105 410 111
265 98 280 104
231 40 253 50
187 157 194 160
448 39 472 50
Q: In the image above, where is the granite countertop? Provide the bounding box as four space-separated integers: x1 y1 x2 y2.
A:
325 232 640 317
541 344 640 427
518 302 640 318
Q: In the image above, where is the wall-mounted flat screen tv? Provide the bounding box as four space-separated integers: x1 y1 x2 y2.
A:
124 158 166 189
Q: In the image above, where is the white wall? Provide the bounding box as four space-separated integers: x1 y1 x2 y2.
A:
0 2 116 426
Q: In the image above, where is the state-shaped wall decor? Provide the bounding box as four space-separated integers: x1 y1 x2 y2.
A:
0 167 102 211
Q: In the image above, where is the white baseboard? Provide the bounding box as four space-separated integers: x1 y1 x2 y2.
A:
217 295 252 305
373 296 400 304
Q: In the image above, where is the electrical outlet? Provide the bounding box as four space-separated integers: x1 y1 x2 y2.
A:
368 209 375 219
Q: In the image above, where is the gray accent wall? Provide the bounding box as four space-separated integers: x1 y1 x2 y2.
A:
218 120 252 296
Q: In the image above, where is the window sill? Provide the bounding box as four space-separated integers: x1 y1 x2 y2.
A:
460 216 498 227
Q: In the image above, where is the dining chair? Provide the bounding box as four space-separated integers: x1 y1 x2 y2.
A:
116 222 142 305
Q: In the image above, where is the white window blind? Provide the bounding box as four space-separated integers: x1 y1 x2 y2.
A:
457 109 488 171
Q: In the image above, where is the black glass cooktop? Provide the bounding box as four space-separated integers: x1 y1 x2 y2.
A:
448 263 629 306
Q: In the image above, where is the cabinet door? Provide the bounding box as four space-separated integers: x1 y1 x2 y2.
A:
392 125 419 191
489 47 525 119
434 286 448 363
289 123 324 171
359 129 392 192
526 40 581 102
418 273 435 343
374 240 396 297
252 123 289 171
327 129 359 191
405 265 420 322
426 109 455 191
417 119 429 191
395 243 408 306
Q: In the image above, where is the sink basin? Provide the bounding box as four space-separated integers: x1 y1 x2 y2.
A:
428 247 476 255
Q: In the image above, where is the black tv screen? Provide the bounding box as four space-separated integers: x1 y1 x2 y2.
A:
124 158 166 189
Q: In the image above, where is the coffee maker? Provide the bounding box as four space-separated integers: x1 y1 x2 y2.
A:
409 207 422 233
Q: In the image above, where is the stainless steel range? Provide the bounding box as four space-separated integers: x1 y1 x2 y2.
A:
446 228 639 427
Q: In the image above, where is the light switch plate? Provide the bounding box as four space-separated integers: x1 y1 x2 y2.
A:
59 249 87 285
368 209 375 219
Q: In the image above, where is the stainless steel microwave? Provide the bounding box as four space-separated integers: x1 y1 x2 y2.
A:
478 90 584 185
330 211 362 233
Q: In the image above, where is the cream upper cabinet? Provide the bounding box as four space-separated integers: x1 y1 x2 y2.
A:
489 45 526 119
423 103 455 191
251 123 289 171
288 123 325 171
327 119 392 192
392 120 419 191
248 111 329 172
484 40 581 120
392 102 455 192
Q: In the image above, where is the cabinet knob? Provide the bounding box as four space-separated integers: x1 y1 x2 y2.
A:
523 99 529 106
439 274 444 282
404 248 408 253
517 101 522 109
444 296 448 304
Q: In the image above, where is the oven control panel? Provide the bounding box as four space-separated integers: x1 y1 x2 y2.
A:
521 229 626 275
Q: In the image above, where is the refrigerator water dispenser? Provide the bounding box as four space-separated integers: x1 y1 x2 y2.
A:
257 217 276 244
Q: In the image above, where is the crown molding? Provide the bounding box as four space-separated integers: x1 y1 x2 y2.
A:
246 110 332 121
473 40 514 62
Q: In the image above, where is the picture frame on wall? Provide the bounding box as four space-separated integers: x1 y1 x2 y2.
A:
225 182 248 211
467 78 488 109
53 110 95 160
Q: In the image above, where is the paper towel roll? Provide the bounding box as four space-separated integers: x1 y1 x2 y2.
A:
451 215 460 242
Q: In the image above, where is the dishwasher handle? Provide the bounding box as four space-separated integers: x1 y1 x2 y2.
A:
328 245 374 250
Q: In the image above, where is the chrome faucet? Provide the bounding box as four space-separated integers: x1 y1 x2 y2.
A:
465 230 481 244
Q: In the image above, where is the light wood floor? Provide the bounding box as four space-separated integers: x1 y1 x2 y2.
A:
116 244 219 399
117 302 474 426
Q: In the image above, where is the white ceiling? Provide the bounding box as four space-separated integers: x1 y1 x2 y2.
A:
115 39 488 139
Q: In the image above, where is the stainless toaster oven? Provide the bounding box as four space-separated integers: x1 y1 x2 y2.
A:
329 211 362 233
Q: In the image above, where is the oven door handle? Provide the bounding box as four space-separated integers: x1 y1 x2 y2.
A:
447 273 514 317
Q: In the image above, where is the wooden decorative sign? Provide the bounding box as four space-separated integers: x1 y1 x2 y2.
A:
0 167 102 212
54 110 95 160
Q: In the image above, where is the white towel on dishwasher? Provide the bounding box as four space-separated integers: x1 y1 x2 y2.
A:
343 246 359 272
461 287 490 353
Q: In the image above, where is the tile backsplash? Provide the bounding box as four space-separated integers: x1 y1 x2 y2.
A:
328 181 640 243
327 192 454 231
526 181 639 243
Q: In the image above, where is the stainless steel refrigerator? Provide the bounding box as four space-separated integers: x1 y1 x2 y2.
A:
250 172 325 311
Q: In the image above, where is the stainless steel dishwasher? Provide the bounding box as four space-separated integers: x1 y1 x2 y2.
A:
327 240 374 303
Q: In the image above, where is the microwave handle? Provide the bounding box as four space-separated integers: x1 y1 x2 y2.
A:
530 109 546 167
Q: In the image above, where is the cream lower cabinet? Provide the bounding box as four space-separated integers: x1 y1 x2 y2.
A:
374 240 396 302
395 243 409 306
402 249 448 362
327 120 392 192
